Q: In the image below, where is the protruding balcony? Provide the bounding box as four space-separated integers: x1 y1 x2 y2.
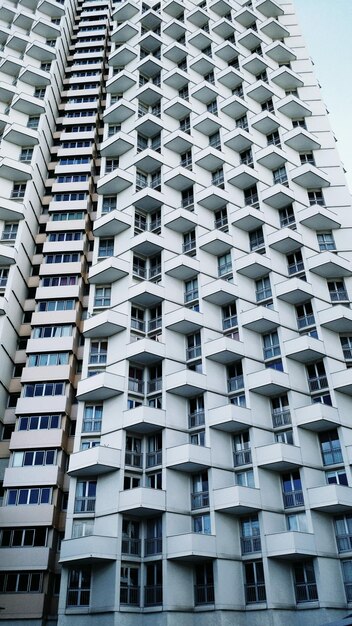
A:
268 228 302 254
165 308 203 334
68 446 121 477
256 443 302 471
164 208 198 233
60 535 118 564
237 29 263 51
123 406 166 433
188 30 212 51
0 157 31 181
320 305 352 333
97 168 133 195
224 127 254 153
196 184 229 210
235 7 257 27
77 372 124 401
0 546 51 570
210 0 232 16
128 281 165 307
208 404 252 432
220 94 250 120
228 164 262 190
0 244 16 266
214 41 239 63
241 306 279 333
199 230 232 255
112 0 138 21
163 129 194 154
193 111 224 136
93 210 131 237
166 370 207 397
4 465 59 488
106 70 136 94
291 163 330 189
265 41 296 64
164 166 196 191
251 110 282 135
204 336 245 363
285 336 326 363
308 251 351 278
236 252 271 279
247 369 291 396
3 123 38 146
202 279 239 305
283 127 320 152
256 145 289 171
217 66 243 90
256 0 284 17
19 65 50 86
126 337 166 365
276 276 313 305
242 53 270 77
38 0 65 16
295 403 340 432
26 40 56 62
188 6 209 27
118 487 166 516
163 41 187 64
246 80 278 105
261 183 295 209
0 503 55 527
165 254 200 280
100 131 134 158
83 310 127 338
11 92 43 116
277 95 312 119
103 99 135 124
308 484 352 513
298 204 341 230
231 206 265 231
111 22 138 44
167 533 217 561
331 369 352 396
195 147 225 172
266 531 317 559
109 44 137 67
214 485 261 515
166 444 211 472
260 18 289 40
89 257 129 284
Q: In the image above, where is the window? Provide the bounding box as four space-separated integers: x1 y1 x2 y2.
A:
317 232 336 251
120 564 140 606
240 148 253 167
12 450 56 467
236 469 254 488
98 238 114 258
0 572 43 594
145 562 162 606
209 131 221 149
249 228 264 253
20 148 33 163
0 527 47 547
296 302 315 330
300 152 315 165
286 512 307 533
342 561 352 602
222 302 237 332
241 516 261 554
275 429 294 445
102 196 117 213
308 189 324 206
319 429 343 466
191 472 209 509
28 353 69 367
233 432 251 466
23 382 65 397
279 205 295 228
53 193 86 202
94 286 111 308
341 337 352 362
194 563 214 605
180 115 191 134
32 325 72 339
193 513 211 534
190 430 205 446
41 275 77 288
189 396 205 429
328 280 348 302
52 211 85 221
236 114 248 131
261 98 274 112
45 253 80 264
183 230 196 255
7 487 51 506
228 362 244 393
89 340 108 365
244 185 258 207
287 250 305 277
262 331 280 360
326 469 348 486
218 252 232 278
267 131 280 147
273 166 288 185
244 561 266 604
282 471 304 508
306 361 328 393
184 278 199 305
0 268 9 289
335 516 352 552
11 183 26 199
83 405 103 433
293 563 318 603
292 118 307 129
48 232 82 242
214 206 227 229
186 332 201 361
180 150 192 169
271 395 291 428
67 569 91 607
255 276 272 302
212 168 224 188
18 415 60 431
74 481 96 513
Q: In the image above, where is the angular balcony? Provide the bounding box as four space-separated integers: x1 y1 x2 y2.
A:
164 208 198 233
199 230 232 256
0 244 15 266
196 184 229 210
100 131 134 158
165 254 200 280
118 487 166 516
123 406 166 433
256 443 302 471
26 40 56 62
237 28 263 51
202 279 239 305
191 81 218 105
164 166 196 192
163 67 189 90
165 308 203 334
111 22 138 44
188 6 208 26
331 369 352 396
128 281 165 307
266 531 317 560
193 111 224 136
241 306 279 333
214 41 239 63
93 210 131 238
295 403 340 432
204 336 245 364
88 257 129 284
83 311 127 339
3 123 38 147
265 41 296 64
236 252 271 279
68 446 121 477
163 40 187 64
19 65 50 87
291 163 330 189
308 484 352 513
261 183 295 209
130 231 164 257
275 276 313 305
220 94 250 121
224 128 254 153
97 168 133 195
217 66 243 91
166 370 207 397
242 52 270 76
106 69 136 94
256 145 289 171
247 369 291 396
163 129 194 154
283 127 320 152
167 533 217 561
77 372 124 401
112 0 138 21
126 337 165 365
228 164 262 190
260 18 290 40
188 30 212 52
195 147 225 172
277 95 312 119
267 228 302 254
208 404 252 433
60 535 118 564
189 53 215 78
319 304 352 333
214 485 261 515
230 205 265 232
0 157 31 181
298 204 340 230
246 81 278 105
166 444 211 472
284 336 326 363
109 44 137 68
256 0 284 17
308 251 351 278
103 98 135 124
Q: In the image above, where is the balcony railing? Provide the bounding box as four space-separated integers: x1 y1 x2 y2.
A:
295 582 318 603
256 288 272 302
183 240 196 254
125 450 143 468
194 584 214 605
283 490 304 508
272 408 291 428
241 536 261 555
145 537 162 556
147 378 162 394
121 537 141 556
145 585 162 606
131 318 146 332
120 586 140 606
245 583 266 604
308 376 328 392
297 314 315 329
228 375 244 393
146 450 162 467
184 289 199 303
128 378 145 394
288 261 304 276
188 410 205 429
223 315 238 330
191 491 209 509
74 497 95 513
186 346 202 360
330 290 349 302
148 317 162 332
233 449 252 467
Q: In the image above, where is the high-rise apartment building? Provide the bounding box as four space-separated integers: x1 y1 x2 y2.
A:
0 0 352 624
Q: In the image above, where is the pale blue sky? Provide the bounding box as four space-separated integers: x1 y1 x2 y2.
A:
294 0 352 191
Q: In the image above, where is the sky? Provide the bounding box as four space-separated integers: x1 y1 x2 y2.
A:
294 0 352 192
